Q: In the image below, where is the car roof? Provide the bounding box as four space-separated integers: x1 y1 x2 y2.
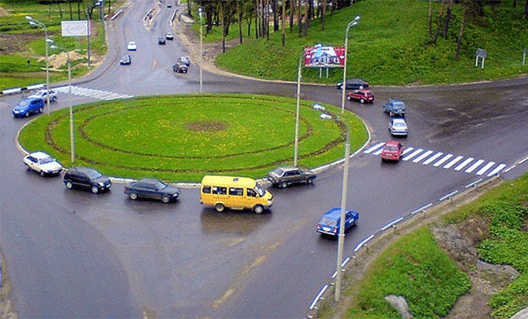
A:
392 118 406 124
69 166 99 174
28 151 52 159
136 178 161 184
323 208 356 218
385 140 401 146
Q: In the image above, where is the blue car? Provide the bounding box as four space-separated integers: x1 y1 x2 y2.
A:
382 99 407 117
12 97 45 117
316 208 359 236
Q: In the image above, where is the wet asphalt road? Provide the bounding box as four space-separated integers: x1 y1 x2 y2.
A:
1 0 528 318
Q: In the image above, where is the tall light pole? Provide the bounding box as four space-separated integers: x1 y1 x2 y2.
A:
26 16 51 109
340 16 360 114
86 1 103 68
335 15 359 302
294 52 303 167
335 123 350 302
50 43 75 163
198 7 204 94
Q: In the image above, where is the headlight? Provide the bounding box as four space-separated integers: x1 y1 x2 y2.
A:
98 182 104 187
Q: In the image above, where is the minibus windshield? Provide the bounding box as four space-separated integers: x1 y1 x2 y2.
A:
254 183 266 197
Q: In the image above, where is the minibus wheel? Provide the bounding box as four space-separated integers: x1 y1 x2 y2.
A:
253 205 264 214
214 203 225 212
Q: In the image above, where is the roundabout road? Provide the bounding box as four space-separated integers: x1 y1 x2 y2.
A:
1 0 528 317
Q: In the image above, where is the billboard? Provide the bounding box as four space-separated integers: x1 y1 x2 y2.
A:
61 20 91 37
304 44 345 68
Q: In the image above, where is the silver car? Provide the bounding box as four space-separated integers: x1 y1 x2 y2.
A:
388 118 408 136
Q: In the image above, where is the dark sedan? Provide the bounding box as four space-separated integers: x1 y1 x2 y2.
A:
267 166 316 188
124 178 181 203
336 78 369 90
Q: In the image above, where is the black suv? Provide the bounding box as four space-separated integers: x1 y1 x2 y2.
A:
172 63 188 73
63 167 112 193
267 166 317 189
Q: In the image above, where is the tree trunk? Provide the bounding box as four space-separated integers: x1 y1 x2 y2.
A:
320 0 327 31
443 0 453 39
297 0 302 37
290 0 294 33
238 0 243 43
524 0 528 19
431 0 446 44
455 5 468 61
282 0 286 45
221 1 226 53
428 0 433 36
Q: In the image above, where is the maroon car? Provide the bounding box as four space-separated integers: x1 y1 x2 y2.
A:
381 141 405 162
347 89 375 104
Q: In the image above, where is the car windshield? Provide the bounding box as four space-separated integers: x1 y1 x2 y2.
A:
271 167 285 176
384 145 398 151
254 183 266 197
17 100 30 108
393 102 405 108
394 122 406 127
154 180 167 190
319 217 338 227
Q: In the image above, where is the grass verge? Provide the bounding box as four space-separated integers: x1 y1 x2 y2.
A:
315 173 528 318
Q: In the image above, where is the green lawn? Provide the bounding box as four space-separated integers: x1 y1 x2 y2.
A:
212 0 528 85
18 94 368 182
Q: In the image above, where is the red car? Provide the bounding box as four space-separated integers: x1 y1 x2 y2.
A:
347 89 375 104
381 141 404 162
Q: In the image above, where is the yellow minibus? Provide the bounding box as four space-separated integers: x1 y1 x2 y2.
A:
200 175 274 214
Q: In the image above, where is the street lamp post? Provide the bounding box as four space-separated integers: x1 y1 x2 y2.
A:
340 16 360 114
50 44 75 163
86 1 103 68
26 16 51 109
198 7 204 94
294 52 303 167
335 15 360 302
335 123 350 302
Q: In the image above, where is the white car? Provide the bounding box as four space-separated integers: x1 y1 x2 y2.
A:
23 151 63 176
388 118 409 136
165 32 174 40
127 41 137 51
29 89 57 103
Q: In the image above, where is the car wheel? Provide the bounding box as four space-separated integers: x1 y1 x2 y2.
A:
91 185 99 194
280 181 288 189
25 112 30 117
40 170 45 177
129 192 138 200
360 99 365 104
65 181 73 189
307 178 314 184
25 163 30 171
51 96 57 102
161 195 170 203
214 203 225 212
347 95 352 101
253 205 264 214
39 106 43 113
390 111 394 117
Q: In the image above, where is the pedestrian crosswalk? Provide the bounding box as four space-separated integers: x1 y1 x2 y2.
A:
364 142 507 177
54 85 134 101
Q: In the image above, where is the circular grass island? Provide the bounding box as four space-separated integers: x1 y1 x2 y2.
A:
18 94 368 182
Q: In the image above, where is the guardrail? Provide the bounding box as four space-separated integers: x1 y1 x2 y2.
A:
305 171 508 318
1 83 46 96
